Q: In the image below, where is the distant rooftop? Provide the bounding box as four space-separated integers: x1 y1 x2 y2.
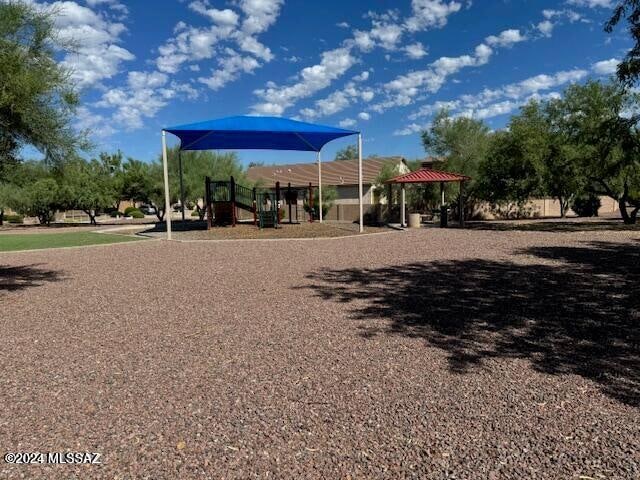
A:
246 156 407 187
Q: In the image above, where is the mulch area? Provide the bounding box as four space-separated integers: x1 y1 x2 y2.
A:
142 221 393 240
0 227 639 479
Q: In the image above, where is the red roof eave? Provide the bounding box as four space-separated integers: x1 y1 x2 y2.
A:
385 168 470 184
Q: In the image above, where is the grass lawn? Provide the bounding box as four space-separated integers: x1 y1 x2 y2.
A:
0 231 144 252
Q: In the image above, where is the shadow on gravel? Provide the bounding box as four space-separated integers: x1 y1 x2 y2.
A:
0 264 65 292
465 219 640 232
301 241 640 407
141 220 210 234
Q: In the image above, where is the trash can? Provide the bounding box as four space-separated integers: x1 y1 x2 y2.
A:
440 206 448 228
408 213 421 228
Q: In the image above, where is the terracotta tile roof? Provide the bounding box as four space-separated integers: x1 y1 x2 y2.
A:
246 156 406 187
386 168 470 184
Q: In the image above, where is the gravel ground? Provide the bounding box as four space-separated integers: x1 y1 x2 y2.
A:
142 221 392 240
1 226 639 479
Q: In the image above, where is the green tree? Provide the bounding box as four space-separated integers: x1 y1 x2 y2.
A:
334 145 358 161
512 101 584 217
97 151 126 210
477 130 541 217
0 1 84 176
5 161 62 225
0 182 18 225
605 1 639 86
21 179 59 225
554 81 640 223
421 110 490 215
146 162 172 221
60 158 118 225
121 158 153 205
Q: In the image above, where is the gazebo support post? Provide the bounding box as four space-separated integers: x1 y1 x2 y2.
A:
308 183 314 223
440 181 446 229
358 133 363 233
161 130 172 240
400 183 406 228
317 150 323 223
178 150 185 222
287 182 293 224
459 181 465 228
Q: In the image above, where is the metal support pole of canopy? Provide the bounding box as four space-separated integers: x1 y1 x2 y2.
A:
178 150 185 222
358 133 363 233
161 131 172 240
317 150 323 223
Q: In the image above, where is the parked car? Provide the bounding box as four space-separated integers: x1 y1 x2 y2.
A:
139 205 157 215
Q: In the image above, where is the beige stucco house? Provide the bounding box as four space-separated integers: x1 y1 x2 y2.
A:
246 156 409 222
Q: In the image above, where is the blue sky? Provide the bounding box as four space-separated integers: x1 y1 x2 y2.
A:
27 0 630 165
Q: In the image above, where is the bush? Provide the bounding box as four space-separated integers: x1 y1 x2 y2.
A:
190 210 200 217
127 209 145 219
5 214 23 224
109 210 124 218
572 194 601 217
303 185 338 219
123 206 138 215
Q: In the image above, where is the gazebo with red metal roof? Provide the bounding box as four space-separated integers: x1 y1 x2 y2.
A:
385 168 470 228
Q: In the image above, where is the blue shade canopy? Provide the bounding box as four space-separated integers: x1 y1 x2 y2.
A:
165 116 359 152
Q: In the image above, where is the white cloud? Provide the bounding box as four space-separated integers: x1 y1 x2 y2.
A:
537 8 586 38
353 71 371 82
369 21 404 50
404 42 428 59
298 80 375 120
336 22 350 28
29 1 134 88
85 0 128 16
394 67 589 134
485 29 526 47
372 23 545 119
361 90 375 102
376 43 493 115
393 123 427 136
92 70 199 131
405 0 462 32
239 0 284 35
566 0 613 8
358 112 371 121
156 0 282 88
339 118 357 128
127 71 168 90
250 0 462 115
156 23 234 74
199 52 261 90
252 47 357 115
592 58 620 75
74 106 116 138
537 20 554 37
189 1 239 26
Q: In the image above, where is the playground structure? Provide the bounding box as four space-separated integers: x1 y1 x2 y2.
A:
161 116 363 240
204 176 315 229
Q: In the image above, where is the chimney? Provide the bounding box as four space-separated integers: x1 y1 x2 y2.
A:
421 157 435 170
